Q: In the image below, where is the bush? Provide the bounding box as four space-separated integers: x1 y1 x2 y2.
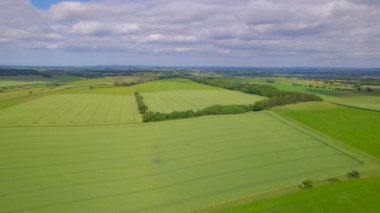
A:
302 180 314 188
347 170 360 178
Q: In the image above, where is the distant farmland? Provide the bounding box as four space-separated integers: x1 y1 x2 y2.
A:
0 112 375 212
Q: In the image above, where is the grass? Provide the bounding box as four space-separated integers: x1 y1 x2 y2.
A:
222 177 380 213
143 90 264 113
0 94 140 126
0 112 374 212
274 102 380 158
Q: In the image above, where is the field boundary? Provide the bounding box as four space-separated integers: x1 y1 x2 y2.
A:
192 175 380 213
268 110 380 165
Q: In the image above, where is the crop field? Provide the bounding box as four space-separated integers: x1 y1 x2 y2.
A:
143 90 264 113
274 102 380 158
0 112 375 212
0 94 140 126
223 178 380 213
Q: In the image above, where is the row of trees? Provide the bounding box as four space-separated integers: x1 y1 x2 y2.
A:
113 80 142 87
134 92 148 113
190 78 322 110
143 105 252 122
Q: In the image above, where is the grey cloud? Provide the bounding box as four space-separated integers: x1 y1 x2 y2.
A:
0 0 379 64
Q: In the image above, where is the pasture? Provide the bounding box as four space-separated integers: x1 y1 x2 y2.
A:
143 90 264 113
274 102 380 158
0 94 140 126
0 112 375 212
223 178 380 213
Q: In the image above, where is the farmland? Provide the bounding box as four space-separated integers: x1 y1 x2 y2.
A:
0 94 140 126
0 112 375 212
143 90 263 113
0 68 379 213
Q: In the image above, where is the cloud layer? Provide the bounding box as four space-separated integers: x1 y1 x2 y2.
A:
0 0 380 66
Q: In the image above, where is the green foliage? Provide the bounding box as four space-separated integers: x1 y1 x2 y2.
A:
143 104 252 122
113 80 142 87
347 170 360 178
135 91 148 113
301 180 314 188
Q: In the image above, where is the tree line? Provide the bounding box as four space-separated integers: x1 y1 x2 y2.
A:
134 92 148 113
189 78 322 110
143 104 252 122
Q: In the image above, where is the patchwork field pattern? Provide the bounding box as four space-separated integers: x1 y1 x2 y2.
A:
0 112 374 212
0 94 140 126
143 90 264 113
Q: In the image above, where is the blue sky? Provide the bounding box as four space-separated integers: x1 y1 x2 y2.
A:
31 0 87 10
0 0 379 67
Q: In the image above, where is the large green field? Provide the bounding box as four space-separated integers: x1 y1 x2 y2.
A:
0 112 375 212
143 90 263 113
0 94 140 126
274 102 380 158
223 177 380 213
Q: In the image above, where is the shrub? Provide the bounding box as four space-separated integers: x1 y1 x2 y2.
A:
302 180 314 188
347 170 360 178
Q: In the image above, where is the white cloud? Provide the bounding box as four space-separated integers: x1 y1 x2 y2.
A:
0 0 379 66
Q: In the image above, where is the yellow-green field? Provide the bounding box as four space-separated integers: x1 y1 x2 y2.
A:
0 94 140 126
0 112 375 212
143 90 264 113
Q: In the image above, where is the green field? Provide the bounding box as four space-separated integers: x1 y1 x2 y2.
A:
61 78 220 95
223 178 380 213
242 77 380 111
0 94 140 126
274 102 380 158
0 112 374 212
0 80 48 87
143 90 264 113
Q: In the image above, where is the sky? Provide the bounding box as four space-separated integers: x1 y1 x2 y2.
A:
0 0 379 67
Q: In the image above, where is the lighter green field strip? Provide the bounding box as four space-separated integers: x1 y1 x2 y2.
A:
143 90 265 113
0 112 376 212
0 81 47 87
274 102 380 158
223 178 380 213
0 94 140 126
